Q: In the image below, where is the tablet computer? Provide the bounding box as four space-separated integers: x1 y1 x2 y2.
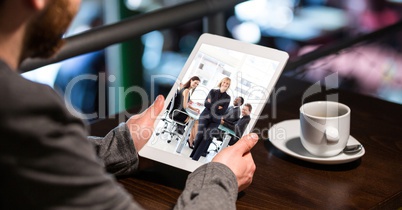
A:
139 33 289 172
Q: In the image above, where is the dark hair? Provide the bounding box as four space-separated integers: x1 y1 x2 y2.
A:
182 76 200 90
183 76 201 89
238 96 244 105
244 103 252 112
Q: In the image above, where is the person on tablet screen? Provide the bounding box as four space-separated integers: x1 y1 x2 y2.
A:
190 77 231 161
169 76 200 137
0 0 257 209
221 103 252 146
221 96 243 128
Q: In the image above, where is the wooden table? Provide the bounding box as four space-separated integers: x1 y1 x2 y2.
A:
90 76 402 209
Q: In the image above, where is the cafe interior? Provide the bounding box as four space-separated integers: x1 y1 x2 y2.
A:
21 0 402 209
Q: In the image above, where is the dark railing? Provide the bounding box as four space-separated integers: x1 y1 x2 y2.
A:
284 20 402 72
20 0 246 72
20 0 402 73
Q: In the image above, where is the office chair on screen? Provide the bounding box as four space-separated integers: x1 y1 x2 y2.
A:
207 137 222 154
155 110 175 143
155 89 190 143
208 131 240 154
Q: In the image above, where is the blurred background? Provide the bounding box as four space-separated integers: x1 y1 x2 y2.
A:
22 0 402 121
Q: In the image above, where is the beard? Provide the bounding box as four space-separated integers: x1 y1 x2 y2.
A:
22 0 77 59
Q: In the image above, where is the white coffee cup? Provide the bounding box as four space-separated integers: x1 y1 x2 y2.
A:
299 101 351 157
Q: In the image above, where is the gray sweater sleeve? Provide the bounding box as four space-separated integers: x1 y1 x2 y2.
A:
174 162 238 210
0 66 143 209
87 123 139 176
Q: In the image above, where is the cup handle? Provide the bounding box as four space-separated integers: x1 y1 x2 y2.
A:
325 127 339 142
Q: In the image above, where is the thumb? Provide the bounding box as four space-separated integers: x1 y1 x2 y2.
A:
232 133 259 155
150 95 165 118
129 95 165 121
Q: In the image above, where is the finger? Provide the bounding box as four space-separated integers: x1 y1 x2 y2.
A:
232 133 259 155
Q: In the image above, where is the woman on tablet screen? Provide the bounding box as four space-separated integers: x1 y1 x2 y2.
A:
190 77 231 161
169 76 201 137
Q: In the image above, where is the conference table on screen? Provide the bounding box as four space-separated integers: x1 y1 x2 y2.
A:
89 76 402 209
174 107 199 154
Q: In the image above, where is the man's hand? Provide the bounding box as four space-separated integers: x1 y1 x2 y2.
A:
220 118 224 124
126 95 165 151
212 133 258 192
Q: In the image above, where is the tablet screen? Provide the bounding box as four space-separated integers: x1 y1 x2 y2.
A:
140 34 288 172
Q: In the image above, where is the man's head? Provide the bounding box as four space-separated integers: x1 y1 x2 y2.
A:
233 96 244 106
23 0 81 59
241 103 252 117
0 0 81 65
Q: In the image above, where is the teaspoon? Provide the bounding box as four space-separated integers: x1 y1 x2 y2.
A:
343 144 363 154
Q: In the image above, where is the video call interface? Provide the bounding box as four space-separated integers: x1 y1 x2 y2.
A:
150 43 280 163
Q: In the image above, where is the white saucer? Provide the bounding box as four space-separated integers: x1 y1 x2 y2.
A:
268 119 365 164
